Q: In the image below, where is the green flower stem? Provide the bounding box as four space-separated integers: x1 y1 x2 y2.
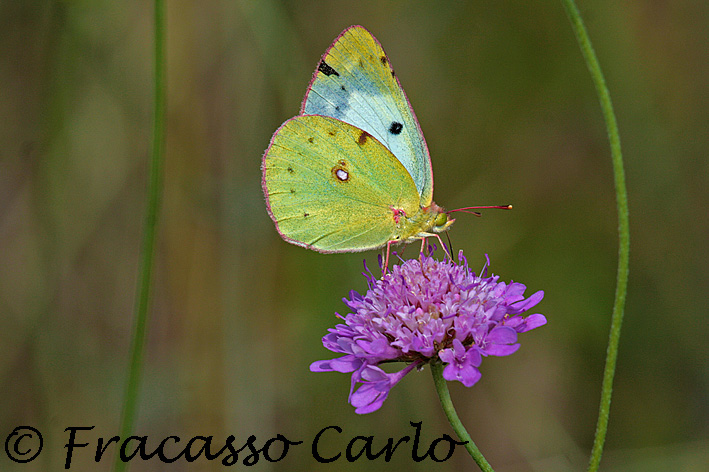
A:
431 363 494 472
561 1 631 471
113 0 166 471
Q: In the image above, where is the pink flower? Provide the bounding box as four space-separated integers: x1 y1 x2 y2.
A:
311 252 546 413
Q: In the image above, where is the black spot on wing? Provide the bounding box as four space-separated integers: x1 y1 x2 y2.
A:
389 122 403 135
318 61 339 77
380 56 388 65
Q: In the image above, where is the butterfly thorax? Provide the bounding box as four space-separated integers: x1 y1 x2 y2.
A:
396 202 454 243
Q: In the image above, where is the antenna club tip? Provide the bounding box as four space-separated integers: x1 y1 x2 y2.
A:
507 204 513 210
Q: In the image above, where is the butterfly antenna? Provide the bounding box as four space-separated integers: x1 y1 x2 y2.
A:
447 204 512 216
453 209 482 217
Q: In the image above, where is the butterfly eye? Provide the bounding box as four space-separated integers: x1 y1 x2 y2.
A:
434 212 449 228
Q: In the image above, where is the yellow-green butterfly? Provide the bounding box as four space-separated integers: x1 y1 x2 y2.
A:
262 26 507 269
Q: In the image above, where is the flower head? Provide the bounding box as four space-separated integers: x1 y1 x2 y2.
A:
310 251 546 414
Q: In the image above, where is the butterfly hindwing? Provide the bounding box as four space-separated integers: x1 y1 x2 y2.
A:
262 115 421 253
301 25 434 206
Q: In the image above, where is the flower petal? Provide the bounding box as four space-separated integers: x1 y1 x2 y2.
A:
508 290 544 314
487 326 518 345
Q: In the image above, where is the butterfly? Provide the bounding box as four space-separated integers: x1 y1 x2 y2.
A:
262 26 507 271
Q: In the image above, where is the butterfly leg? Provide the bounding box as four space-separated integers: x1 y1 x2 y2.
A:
382 239 396 276
434 234 452 260
417 235 451 260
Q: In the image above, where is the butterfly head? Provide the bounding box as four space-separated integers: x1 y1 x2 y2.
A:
428 203 455 234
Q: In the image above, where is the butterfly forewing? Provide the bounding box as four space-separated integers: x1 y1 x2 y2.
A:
301 25 434 206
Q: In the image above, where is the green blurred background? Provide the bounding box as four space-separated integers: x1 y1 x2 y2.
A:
1 1 707 471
